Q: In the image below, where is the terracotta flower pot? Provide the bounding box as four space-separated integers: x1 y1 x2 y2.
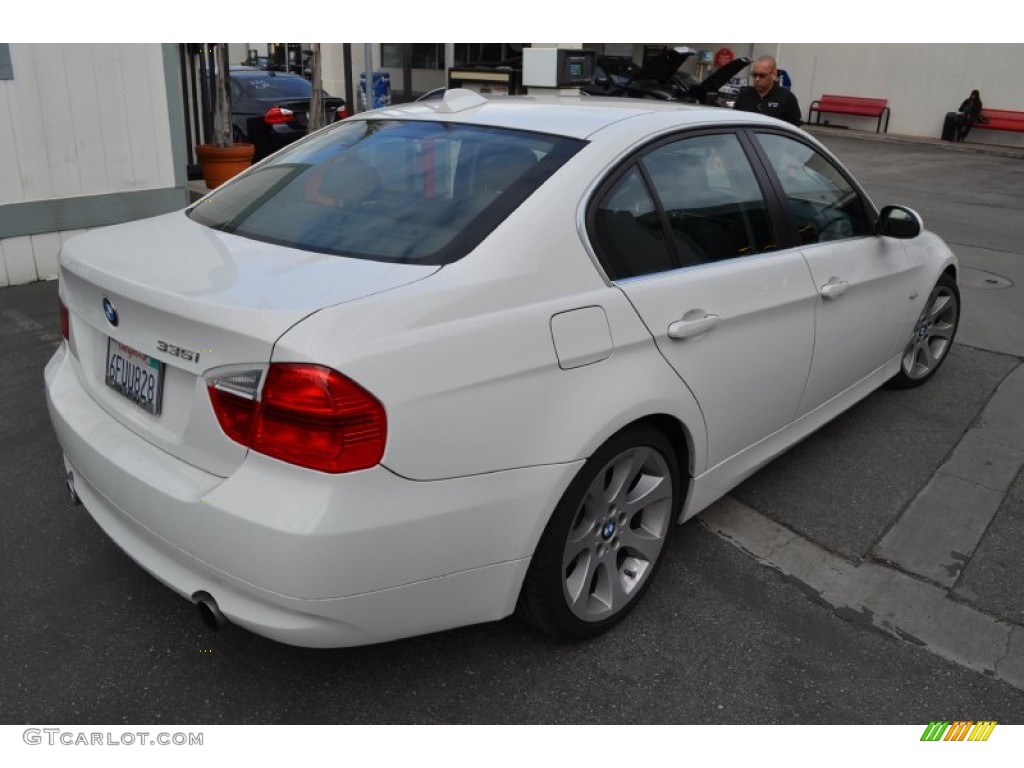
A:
195 143 256 189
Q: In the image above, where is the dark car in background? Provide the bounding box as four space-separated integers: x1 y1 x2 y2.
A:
230 67 348 160
582 47 750 106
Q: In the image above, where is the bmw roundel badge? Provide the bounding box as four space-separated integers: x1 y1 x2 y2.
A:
102 298 119 327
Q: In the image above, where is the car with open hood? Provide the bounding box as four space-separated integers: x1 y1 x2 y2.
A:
582 46 751 105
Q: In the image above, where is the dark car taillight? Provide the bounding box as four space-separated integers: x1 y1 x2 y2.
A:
335 105 349 121
264 106 296 125
59 297 70 341
207 363 386 474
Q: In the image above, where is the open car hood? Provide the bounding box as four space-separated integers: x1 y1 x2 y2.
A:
698 56 751 93
597 48 750 95
636 47 697 83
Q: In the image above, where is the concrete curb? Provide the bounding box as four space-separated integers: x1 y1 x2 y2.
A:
702 496 1024 691
874 362 1024 586
702 360 1024 689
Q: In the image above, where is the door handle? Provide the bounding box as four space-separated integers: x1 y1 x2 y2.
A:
820 278 849 300
667 313 721 340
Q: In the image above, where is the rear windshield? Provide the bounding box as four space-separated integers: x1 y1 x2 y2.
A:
187 119 586 264
234 73 313 100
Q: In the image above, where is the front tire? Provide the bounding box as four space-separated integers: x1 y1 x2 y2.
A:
888 273 960 389
517 424 682 640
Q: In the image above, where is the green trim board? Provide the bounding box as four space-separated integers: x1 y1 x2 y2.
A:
162 43 187 188
0 187 189 240
0 44 12 80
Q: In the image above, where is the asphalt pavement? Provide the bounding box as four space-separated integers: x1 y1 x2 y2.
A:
1 127 1023 725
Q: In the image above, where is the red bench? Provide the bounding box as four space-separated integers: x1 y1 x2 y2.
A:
974 109 1024 134
808 95 891 133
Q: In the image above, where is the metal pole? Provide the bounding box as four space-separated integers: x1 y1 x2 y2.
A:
343 44 354 109
363 43 373 112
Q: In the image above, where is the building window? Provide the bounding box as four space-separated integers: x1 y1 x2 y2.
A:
381 44 403 69
381 44 446 71
410 44 444 70
380 44 527 71
0 44 13 80
454 44 524 66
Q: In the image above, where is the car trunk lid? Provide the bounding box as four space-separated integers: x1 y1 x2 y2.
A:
58 211 438 477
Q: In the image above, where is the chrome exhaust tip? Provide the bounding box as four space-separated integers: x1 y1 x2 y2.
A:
192 591 228 631
66 471 82 506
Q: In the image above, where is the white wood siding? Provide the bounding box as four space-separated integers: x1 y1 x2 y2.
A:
0 44 175 285
0 229 91 287
0 43 174 204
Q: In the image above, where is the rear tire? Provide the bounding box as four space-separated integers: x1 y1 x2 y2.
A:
888 273 960 389
517 424 682 640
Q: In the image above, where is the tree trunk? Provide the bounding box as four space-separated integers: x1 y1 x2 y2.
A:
213 43 232 148
308 43 324 133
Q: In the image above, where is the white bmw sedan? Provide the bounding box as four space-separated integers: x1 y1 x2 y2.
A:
46 89 959 647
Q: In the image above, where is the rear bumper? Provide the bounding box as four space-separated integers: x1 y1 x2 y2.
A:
45 345 581 647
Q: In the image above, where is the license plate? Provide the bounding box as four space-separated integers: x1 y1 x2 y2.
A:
105 338 164 416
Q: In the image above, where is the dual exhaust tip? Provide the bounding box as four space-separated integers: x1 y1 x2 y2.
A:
65 472 229 633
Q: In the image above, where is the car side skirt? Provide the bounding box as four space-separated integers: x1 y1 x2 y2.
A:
682 356 899 520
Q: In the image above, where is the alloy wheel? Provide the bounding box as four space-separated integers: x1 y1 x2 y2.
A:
561 446 674 622
901 282 959 381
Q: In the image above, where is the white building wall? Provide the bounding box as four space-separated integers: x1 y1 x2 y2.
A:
776 43 1024 146
0 44 177 286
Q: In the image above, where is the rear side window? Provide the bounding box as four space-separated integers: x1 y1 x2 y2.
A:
234 73 313 100
188 120 585 264
591 132 777 280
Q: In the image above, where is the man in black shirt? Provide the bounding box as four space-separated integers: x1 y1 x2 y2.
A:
733 55 802 126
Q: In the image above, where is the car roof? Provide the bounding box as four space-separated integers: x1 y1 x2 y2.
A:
357 89 789 140
230 66 304 79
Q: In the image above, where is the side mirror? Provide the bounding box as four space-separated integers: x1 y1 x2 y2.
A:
876 205 923 239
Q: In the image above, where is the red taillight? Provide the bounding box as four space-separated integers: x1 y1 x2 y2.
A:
334 105 349 121
208 364 386 474
264 106 295 125
58 297 70 341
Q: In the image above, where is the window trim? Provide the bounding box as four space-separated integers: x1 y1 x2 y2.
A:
585 127 791 282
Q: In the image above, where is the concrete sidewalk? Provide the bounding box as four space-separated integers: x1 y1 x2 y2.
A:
804 123 1024 160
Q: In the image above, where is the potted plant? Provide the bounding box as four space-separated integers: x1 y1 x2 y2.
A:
195 43 255 189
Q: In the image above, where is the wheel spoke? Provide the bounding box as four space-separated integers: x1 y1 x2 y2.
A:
621 472 673 518
564 547 598 609
603 449 647 505
567 491 601 545
578 560 615 617
926 292 953 323
919 339 938 371
605 564 631 613
618 525 665 563
903 341 925 378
